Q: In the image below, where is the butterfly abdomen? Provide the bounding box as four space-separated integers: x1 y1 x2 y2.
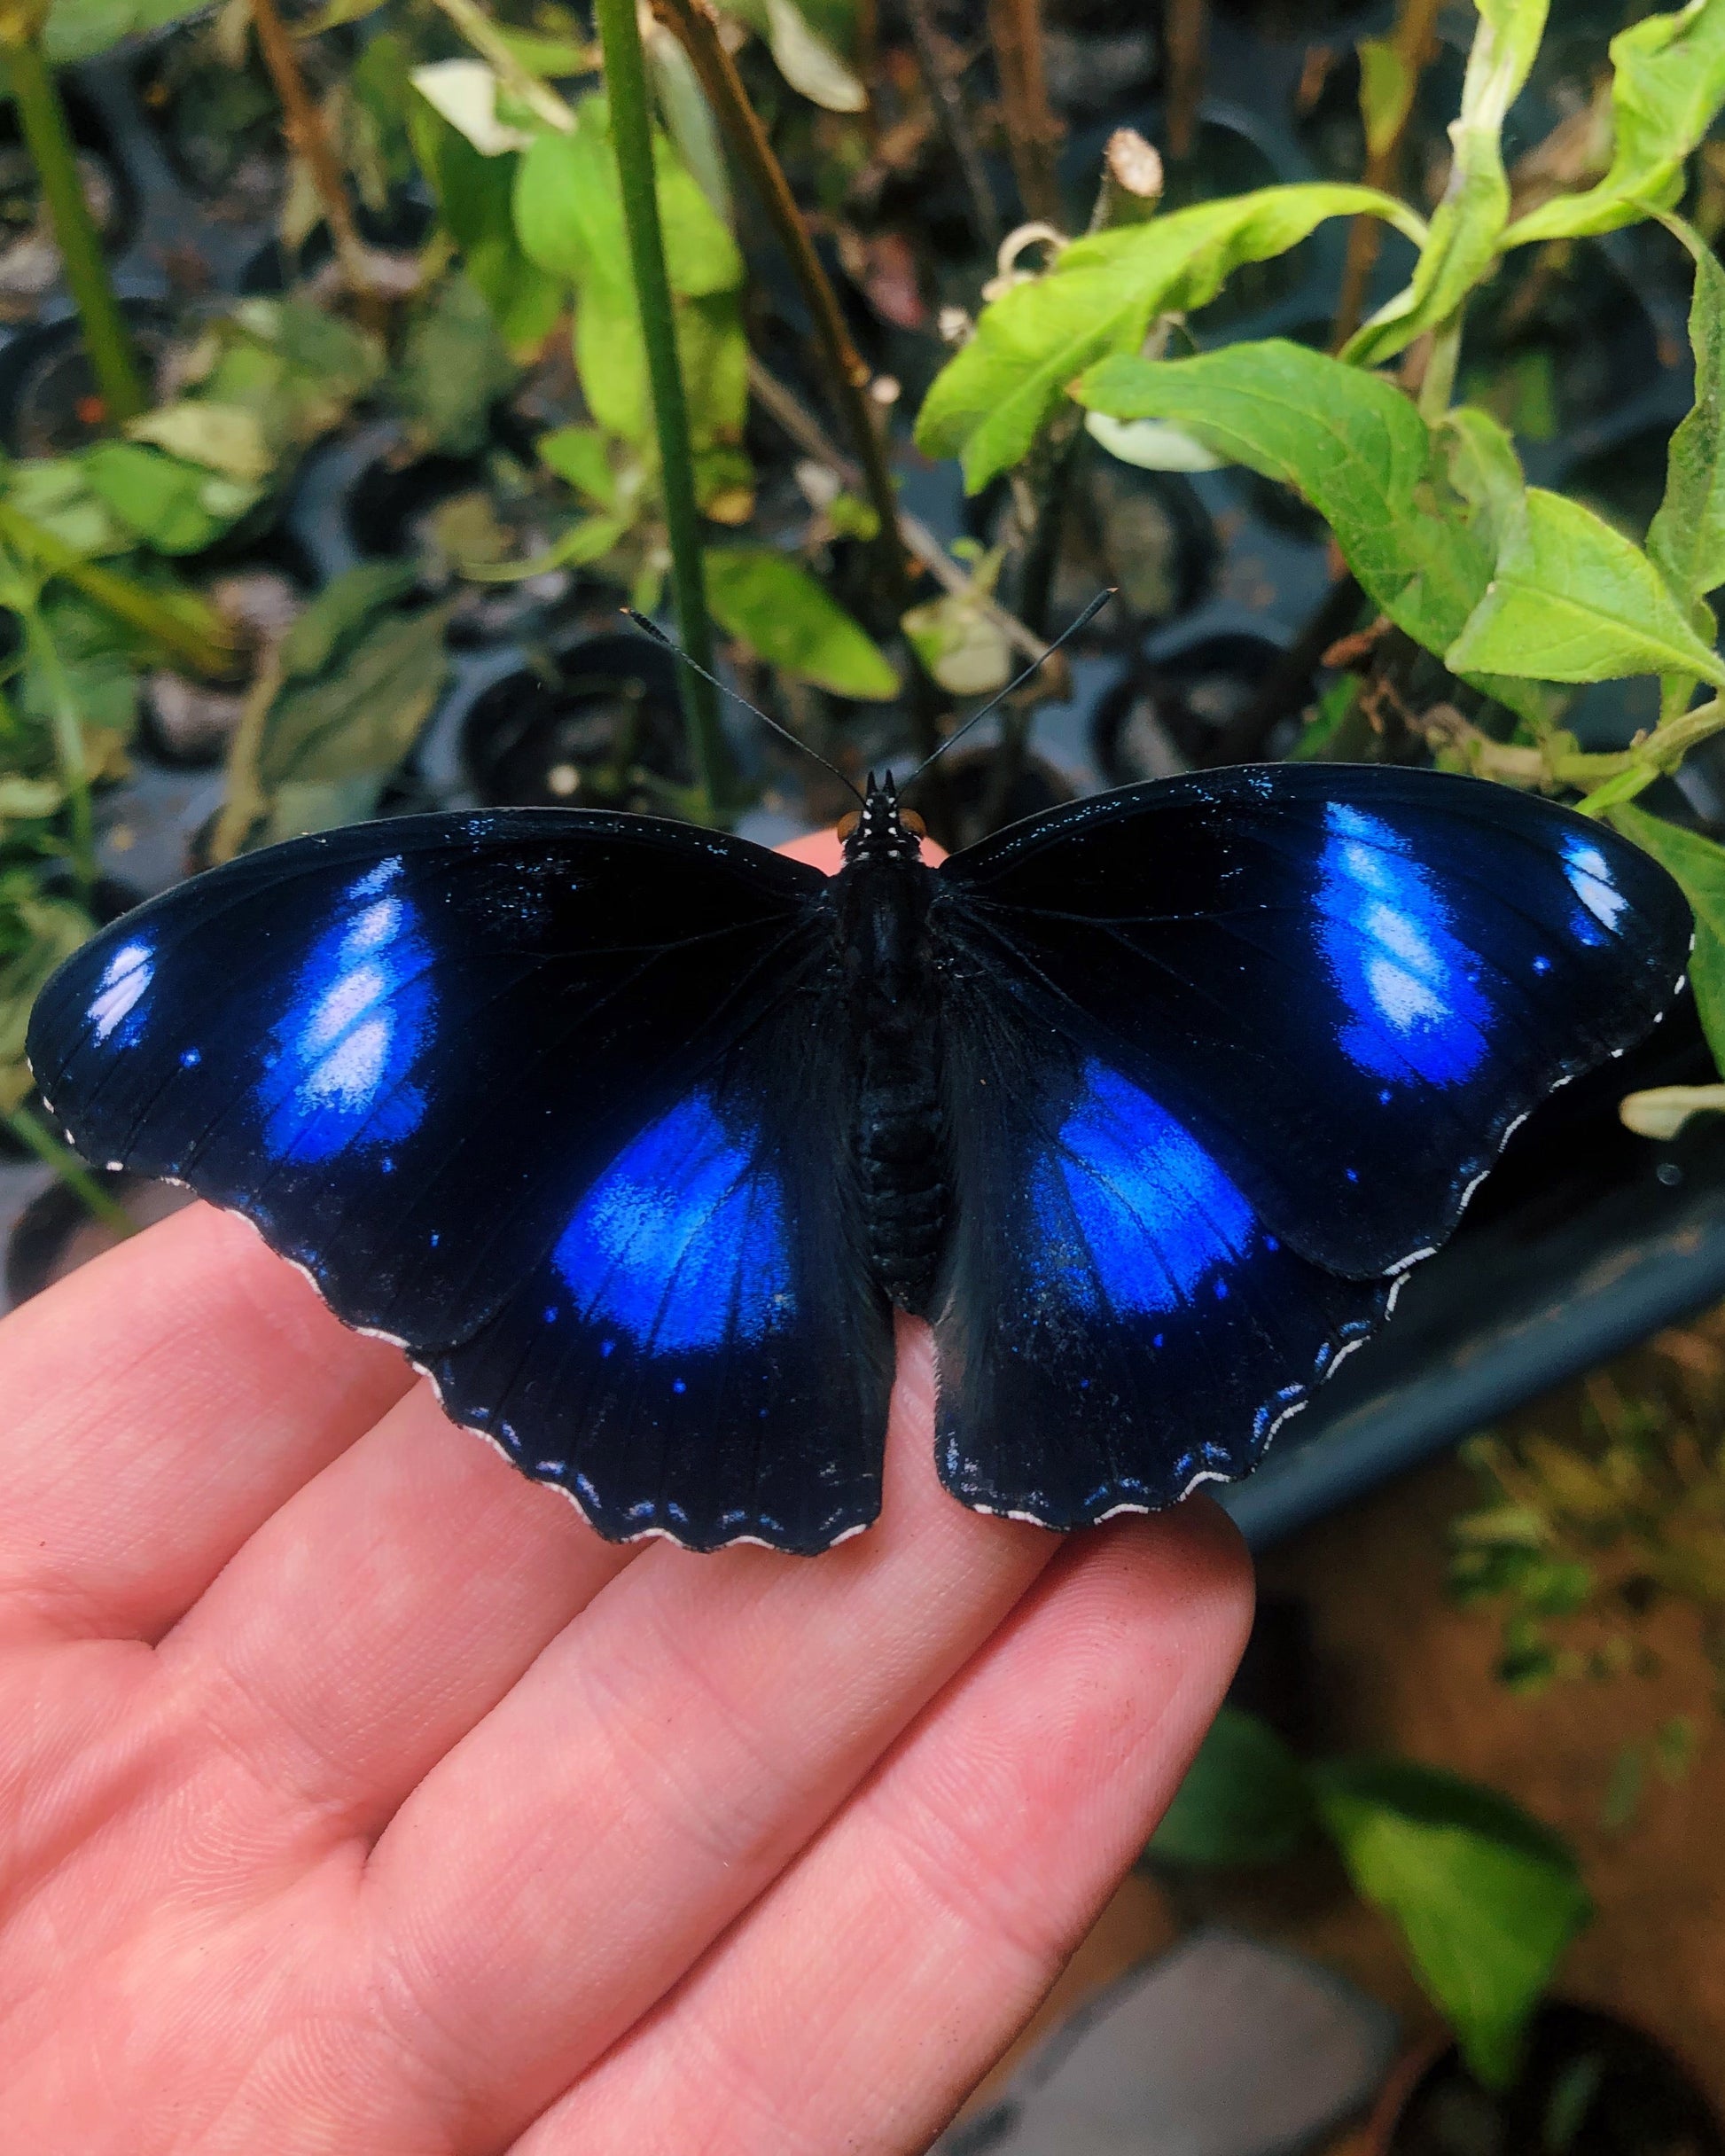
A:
839 852 948 1317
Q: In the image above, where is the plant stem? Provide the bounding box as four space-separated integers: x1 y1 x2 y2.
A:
987 0 1061 223
976 418 1077 833
0 501 244 679
18 590 95 901
651 1 906 585
1165 0 1206 163
597 0 732 822
248 0 383 330
1418 310 1463 419
5 1105 135 1237
1331 0 1442 350
0 26 146 422
210 645 285 865
650 0 949 817
906 0 1001 252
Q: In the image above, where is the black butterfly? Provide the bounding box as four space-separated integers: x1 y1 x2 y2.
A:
27 754 1689 1553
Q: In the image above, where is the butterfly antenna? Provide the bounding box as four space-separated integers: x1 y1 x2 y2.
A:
902 589 1115 789
623 608 865 805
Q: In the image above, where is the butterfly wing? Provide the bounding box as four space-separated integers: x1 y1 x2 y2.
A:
28 810 892 1553
926 764 1689 1523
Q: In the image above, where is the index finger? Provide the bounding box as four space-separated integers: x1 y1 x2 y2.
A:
0 1202 410 1644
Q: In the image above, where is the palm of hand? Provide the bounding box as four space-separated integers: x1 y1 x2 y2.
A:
0 1118 1247 2156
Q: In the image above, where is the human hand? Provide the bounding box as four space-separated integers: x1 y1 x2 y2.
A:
0 836 1253 2153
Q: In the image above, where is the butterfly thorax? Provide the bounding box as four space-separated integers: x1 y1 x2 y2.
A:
835 779 948 1316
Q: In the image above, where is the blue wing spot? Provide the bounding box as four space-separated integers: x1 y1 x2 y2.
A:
1378 1088 1393 1105
1028 1063 1259 1318
543 1306 558 1324
87 938 153 1047
673 1378 687 1394
1533 955 1552 975
429 1231 441 1248
1264 1234 1280 1252
180 1046 201 1068
1562 833 1628 949
553 1091 793 1355
1316 802 1490 1086
259 859 433 1162
1345 1167 1359 1184
1214 1278 1229 1300
1153 1333 1165 1348
600 1338 615 1357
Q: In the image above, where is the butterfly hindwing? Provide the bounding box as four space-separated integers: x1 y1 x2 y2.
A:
928 998 1391 1525
28 810 894 1553
426 999 894 1551
933 765 1691 1281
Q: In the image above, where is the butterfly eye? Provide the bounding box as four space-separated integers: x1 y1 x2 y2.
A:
901 811 927 839
836 811 861 841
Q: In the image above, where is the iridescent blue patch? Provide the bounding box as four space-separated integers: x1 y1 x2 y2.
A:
85 938 153 1049
1561 832 1628 950
256 857 434 1160
552 1090 793 1353
1030 1061 1256 1316
1315 802 1490 1087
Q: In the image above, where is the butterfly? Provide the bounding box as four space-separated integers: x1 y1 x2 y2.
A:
27 746 1690 1554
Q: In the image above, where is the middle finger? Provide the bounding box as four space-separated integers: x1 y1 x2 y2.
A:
348 1318 1058 2150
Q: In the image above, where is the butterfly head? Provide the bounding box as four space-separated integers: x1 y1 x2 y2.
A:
837 772 926 865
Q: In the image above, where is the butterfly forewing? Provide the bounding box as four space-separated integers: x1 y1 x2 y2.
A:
933 767 1692 1281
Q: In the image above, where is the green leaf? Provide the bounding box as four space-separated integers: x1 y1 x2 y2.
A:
1079 340 1493 655
1506 0 1725 246
538 423 621 508
409 97 563 358
495 24 599 77
261 607 449 796
1647 222 1725 625
901 590 1011 696
394 272 520 457
277 562 418 682
1311 1757 1590 2090
0 883 92 1093
704 548 898 698
644 18 731 224
514 96 743 296
1084 411 1227 472
40 0 206 65
514 97 745 452
2 459 128 558
1447 489 1725 685
410 59 535 157
1358 35 1416 161
79 443 261 556
1609 806 1725 1076
1345 0 1549 368
1148 1708 1316 1867
125 401 274 484
916 185 1424 494
725 0 867 111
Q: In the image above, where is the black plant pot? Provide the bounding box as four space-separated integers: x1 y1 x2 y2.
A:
1370 2004 1724 2156
459 632 693 813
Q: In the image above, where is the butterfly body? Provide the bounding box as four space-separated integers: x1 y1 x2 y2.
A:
27 764 1692 1553
835 781 948 1316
